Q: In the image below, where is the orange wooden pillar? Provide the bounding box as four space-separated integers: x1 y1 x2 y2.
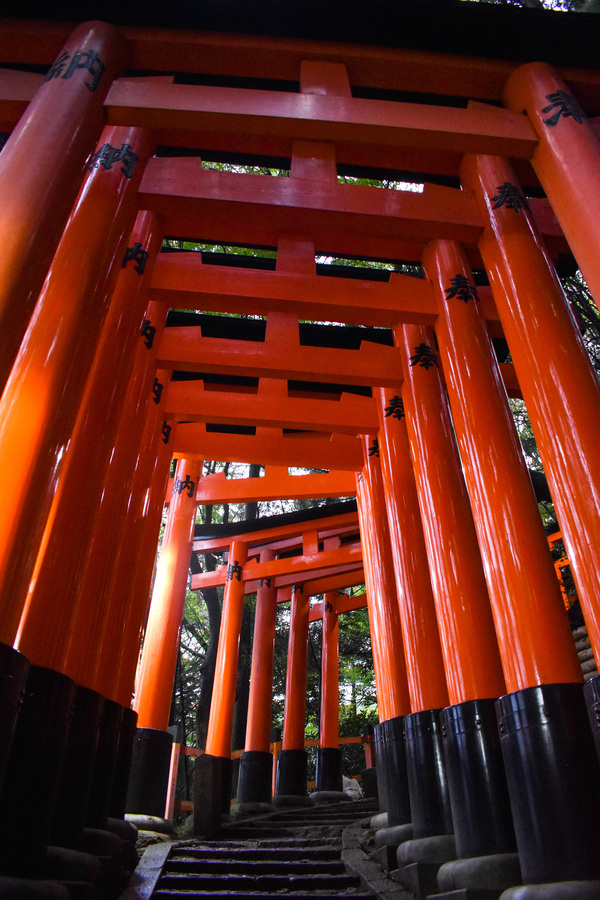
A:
315 591 342 793
504 63 600 307
374 388 448 716
11 211 162 847
238 550 278 805
0 124 153 878
397 323 507 852
130 457 202 818
356 443 412 826
0 124 153 650
0 21 127 392
461 156 600 884
196 539 248 833
276 584 310 798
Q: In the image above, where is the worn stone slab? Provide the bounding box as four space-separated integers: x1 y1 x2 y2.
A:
391 861 441 898
438 853 522 892
397 833 456 866
500 883 600 900
117 841 174 900
374 823 413 849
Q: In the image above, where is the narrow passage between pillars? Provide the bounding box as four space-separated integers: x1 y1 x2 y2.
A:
237 549 278 806
195 539 248 834
425 237 600 888
131 457 203 820
276 584 310 799
356 445 412 829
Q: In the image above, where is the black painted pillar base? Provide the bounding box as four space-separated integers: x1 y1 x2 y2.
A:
315 747 343 792
275 748 308 797
87 699 124 829
584 674 600 764
110 707 138 820
0 665 76 877
125 726 173 818
441 698 515 859
372 723 388 813
496 682 600 883
381 716 411 826
360 767 377 799
194 753 233 836
50 686 104 849
237 750 273 804
0 643 29 798
404 708 453 839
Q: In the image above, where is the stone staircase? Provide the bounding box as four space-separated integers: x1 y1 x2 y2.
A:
145 798 380 900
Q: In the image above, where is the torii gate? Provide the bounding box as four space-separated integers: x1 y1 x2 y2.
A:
0 8 600 897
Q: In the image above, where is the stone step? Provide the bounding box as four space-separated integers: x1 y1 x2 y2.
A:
171 847 343 861
154 893 374 900
165 859 347 875
156 872 363 892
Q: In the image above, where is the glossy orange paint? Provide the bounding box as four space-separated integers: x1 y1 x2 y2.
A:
194 467 356 505
134 458 202 731
107 381 175 706
0 124 154 647
425 239 581 690
375 388 449 713
205 539 249 758
0 21 128 391
16 211 162 676
398 323 505 705
356 442 411 722
462 152 600 667
245 549 278 753
282 585 310 751
504 62 600 305
320 592 340 749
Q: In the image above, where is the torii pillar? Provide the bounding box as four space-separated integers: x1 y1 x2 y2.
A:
276 584 311 800
195 539 249 834
237 550 278 806
129 457 202 818
315 591 342 793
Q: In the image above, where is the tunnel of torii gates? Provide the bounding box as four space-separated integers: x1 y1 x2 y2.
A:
2 7 600 894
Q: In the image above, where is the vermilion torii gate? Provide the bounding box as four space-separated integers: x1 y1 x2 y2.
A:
1 5 600 896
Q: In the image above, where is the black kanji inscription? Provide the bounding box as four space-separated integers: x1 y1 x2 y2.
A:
444 274 479 304
368 438 379 457
44 49 106 91
89 142 138 179
258 577 272 588
491 182 529 213
409 343 439 370
141 319 156 349
541 91 585 127
324 601 334 613
385 395 405 420
123 242 149 275
161 421 171 445
152 377 163 404
227 560 243 582
173 474 195 498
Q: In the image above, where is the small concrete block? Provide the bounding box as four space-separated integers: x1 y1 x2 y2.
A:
0 877 69 899
500 883 600 900
397 833 456 866
370 812 388 829
271 794 314 808
43 847 103 885
430 889 505 899
370 844 401 872
309 790 352 803
230 801 273 818
193 753 225 836
438 854 522 892
125 814 175 836
391 861 441 898
374 823 413 849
